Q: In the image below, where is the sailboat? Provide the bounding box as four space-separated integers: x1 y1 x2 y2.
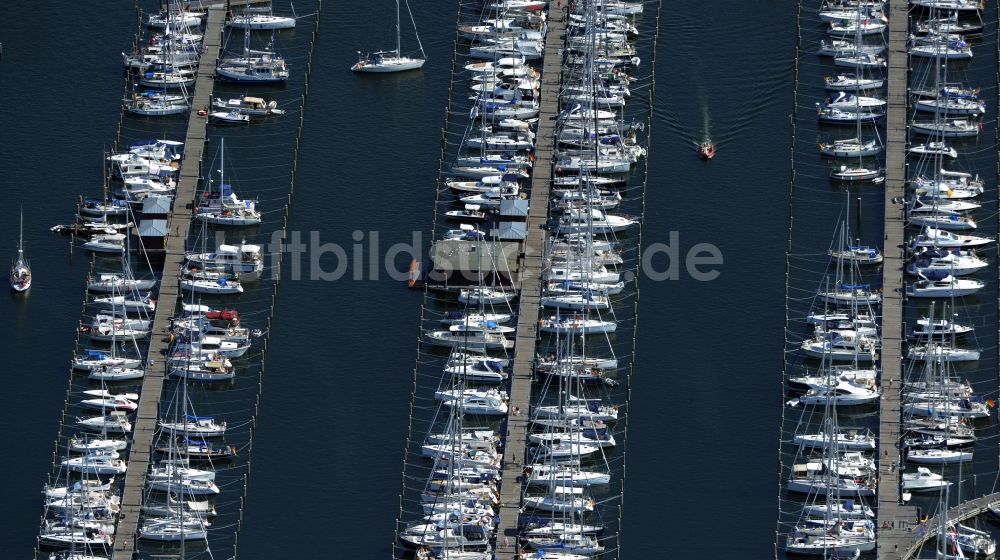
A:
217 25 289 83
194 139 262 226
827 3 884 182
351 0 426 72
10 208 31 292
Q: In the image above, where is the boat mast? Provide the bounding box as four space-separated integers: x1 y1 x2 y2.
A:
396 0 401 56
18 205 23 258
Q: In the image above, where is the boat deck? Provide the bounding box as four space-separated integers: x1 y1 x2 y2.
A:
875 0 916 557
494 4 565 558
111 7 225 560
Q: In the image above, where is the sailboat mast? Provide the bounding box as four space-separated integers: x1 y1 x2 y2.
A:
396 0 401 56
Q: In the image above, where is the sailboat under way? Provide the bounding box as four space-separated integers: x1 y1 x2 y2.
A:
10 208 31 292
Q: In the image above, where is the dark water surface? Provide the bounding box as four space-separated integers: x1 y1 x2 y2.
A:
0 1 803 558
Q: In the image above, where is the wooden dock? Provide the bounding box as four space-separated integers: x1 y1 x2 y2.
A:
111 7 225 559
895 492 1000 558
875 0 916 556
494 5 565 559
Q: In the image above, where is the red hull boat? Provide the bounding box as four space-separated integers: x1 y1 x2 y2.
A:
699 142 716 160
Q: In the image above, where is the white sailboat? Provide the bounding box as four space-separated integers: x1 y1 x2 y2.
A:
10 208 31 292
352 0 426 73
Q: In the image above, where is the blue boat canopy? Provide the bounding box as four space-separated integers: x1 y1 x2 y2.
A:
841 283 869 289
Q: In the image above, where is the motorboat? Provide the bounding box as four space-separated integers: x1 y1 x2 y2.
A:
910 227 993 249
790 379 880 407
908 141 957 159
84 314 151 342
699 141 715 159
436 391 509 416
186 243 263 279
208 110 250 125
902 467 952 492
170 359 236 381
906 275 984 298
212 95 286 116
425 325 514 350
911 316 974 338
62 454 128 475
825 74 884 91
800 332 878 362
398 523 491 549
906 248 987 276
787 462 875 496
558 208 636 234
217 47 289 83
443 357 509 382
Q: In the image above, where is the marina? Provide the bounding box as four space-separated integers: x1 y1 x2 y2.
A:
7 0 1000 557
393 0 654 558
779 0 1000 558
8 1 321 559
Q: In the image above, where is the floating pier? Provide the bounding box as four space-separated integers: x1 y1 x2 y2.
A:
874 0 916 557
111 6 225 559
494 3 566 558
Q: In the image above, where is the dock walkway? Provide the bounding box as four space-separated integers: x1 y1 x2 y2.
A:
494 4 566 559
876 0 915 556
111 7 224 559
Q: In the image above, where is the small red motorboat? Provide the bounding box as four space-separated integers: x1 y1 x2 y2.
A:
699 141 716 160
